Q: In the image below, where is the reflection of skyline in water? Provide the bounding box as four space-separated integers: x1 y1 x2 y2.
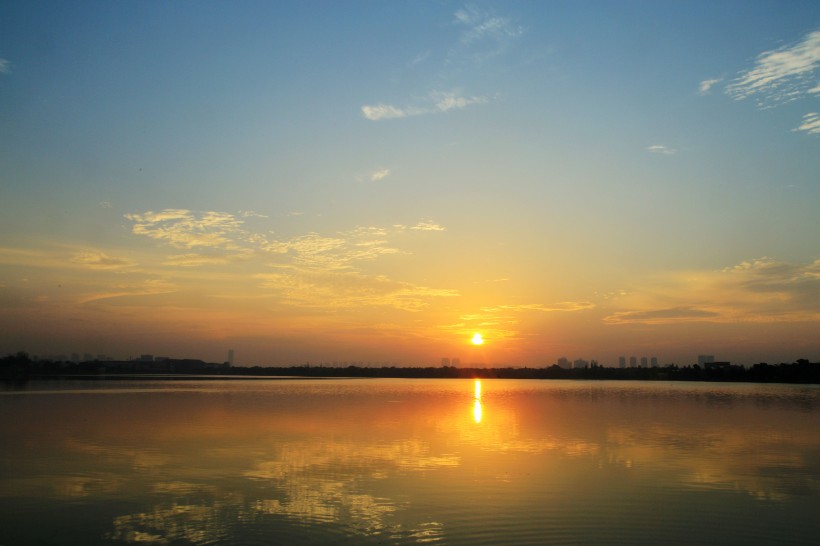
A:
1 379 820 544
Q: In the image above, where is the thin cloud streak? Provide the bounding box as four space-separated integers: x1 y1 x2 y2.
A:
793 112 820 134
71 250 136 271
361 91 487 121
605 258 820 325
647 144 676 155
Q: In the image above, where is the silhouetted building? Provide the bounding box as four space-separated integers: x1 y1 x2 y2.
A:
557 357 571 369
618 356 626 368
698 355 715 366
629 356 637 368
573 359 589 369
651 357 658 368
705 361 731 370
228 349 235 365
640 357 648 367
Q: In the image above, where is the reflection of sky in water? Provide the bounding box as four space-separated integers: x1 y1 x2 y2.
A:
1 379 820 544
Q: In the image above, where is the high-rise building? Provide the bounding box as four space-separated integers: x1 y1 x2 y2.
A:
441 357 451 366
557 357 571 369
640 357 648 367
573 359 589 369
618 356 626 368
629 356 637 368
650 357 658 368
228 349 235 365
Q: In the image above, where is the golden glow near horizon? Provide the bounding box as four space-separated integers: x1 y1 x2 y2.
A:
471 333 484 346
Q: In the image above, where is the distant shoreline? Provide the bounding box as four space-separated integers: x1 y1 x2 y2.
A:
3 354 819 385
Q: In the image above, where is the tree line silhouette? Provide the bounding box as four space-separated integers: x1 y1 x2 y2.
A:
2 352 819 384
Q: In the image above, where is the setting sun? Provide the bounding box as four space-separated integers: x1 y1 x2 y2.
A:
471 333 484 345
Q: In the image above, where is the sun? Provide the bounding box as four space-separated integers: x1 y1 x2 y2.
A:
471 333 484 345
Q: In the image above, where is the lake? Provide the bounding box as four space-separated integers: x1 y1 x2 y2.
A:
1 378 819 545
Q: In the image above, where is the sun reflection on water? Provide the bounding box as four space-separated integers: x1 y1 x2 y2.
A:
473 380 483 423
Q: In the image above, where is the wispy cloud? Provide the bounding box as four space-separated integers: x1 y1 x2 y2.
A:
121 209 454 312
481 302 596 313
698 77 723 95
793 112 820 134
362 5 520 122
163 254 235 267
410 220 445 232
370 168 390 182
126 209 446 271
361 90 487 121
647 144 676 155
604 258 820 325
604 307 719 325
255 268 458 312
71 250 135 270
440 301 595 343
432 91 487 112
79 279 177 304
125 209 244 250
453 5 523 55
0 58 10 75
725 29 820 107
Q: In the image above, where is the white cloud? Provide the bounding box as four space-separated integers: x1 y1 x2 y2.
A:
361 103 413 121
0 58 10 74
647 144 676 155
361 91 487 121
699 77 723 95
370 168 390 182
726 29 820 106
793 112 820 134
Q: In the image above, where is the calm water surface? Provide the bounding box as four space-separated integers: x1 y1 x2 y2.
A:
1 378 819 545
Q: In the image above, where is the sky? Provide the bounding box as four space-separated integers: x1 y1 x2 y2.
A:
1 1 819 367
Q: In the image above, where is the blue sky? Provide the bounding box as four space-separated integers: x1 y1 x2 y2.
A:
1 1 818 365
